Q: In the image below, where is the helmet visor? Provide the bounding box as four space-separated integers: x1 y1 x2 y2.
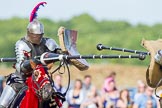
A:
27 32 44 44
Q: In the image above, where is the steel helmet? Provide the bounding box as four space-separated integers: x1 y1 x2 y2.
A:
27 19 44 34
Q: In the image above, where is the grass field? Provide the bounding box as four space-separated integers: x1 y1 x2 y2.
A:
0 63 147 90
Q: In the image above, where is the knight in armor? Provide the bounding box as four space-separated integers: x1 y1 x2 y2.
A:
0 19 62 108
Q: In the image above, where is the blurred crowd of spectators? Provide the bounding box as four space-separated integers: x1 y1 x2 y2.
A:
0 71 161 108
51 72 161 108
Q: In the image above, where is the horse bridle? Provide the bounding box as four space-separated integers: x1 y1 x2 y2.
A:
30 60 70 107
31 65 52 100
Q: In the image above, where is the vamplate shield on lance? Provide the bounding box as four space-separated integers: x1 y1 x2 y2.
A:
142 39 162 88
58 27 89 71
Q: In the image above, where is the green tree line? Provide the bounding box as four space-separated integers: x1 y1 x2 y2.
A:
0 13 162 66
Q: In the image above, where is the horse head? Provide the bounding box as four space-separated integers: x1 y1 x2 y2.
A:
18 61 60 108
31 63 53 101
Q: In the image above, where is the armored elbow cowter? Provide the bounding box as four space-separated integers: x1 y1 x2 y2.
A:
20 60 34 76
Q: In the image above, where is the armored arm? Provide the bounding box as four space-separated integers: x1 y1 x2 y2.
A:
15 40 33 75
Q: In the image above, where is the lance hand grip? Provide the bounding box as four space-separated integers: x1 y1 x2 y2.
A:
40 52 63 65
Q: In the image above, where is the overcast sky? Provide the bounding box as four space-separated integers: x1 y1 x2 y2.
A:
1 0 162 25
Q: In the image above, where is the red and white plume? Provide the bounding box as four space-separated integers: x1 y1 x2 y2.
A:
29 2 47 22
